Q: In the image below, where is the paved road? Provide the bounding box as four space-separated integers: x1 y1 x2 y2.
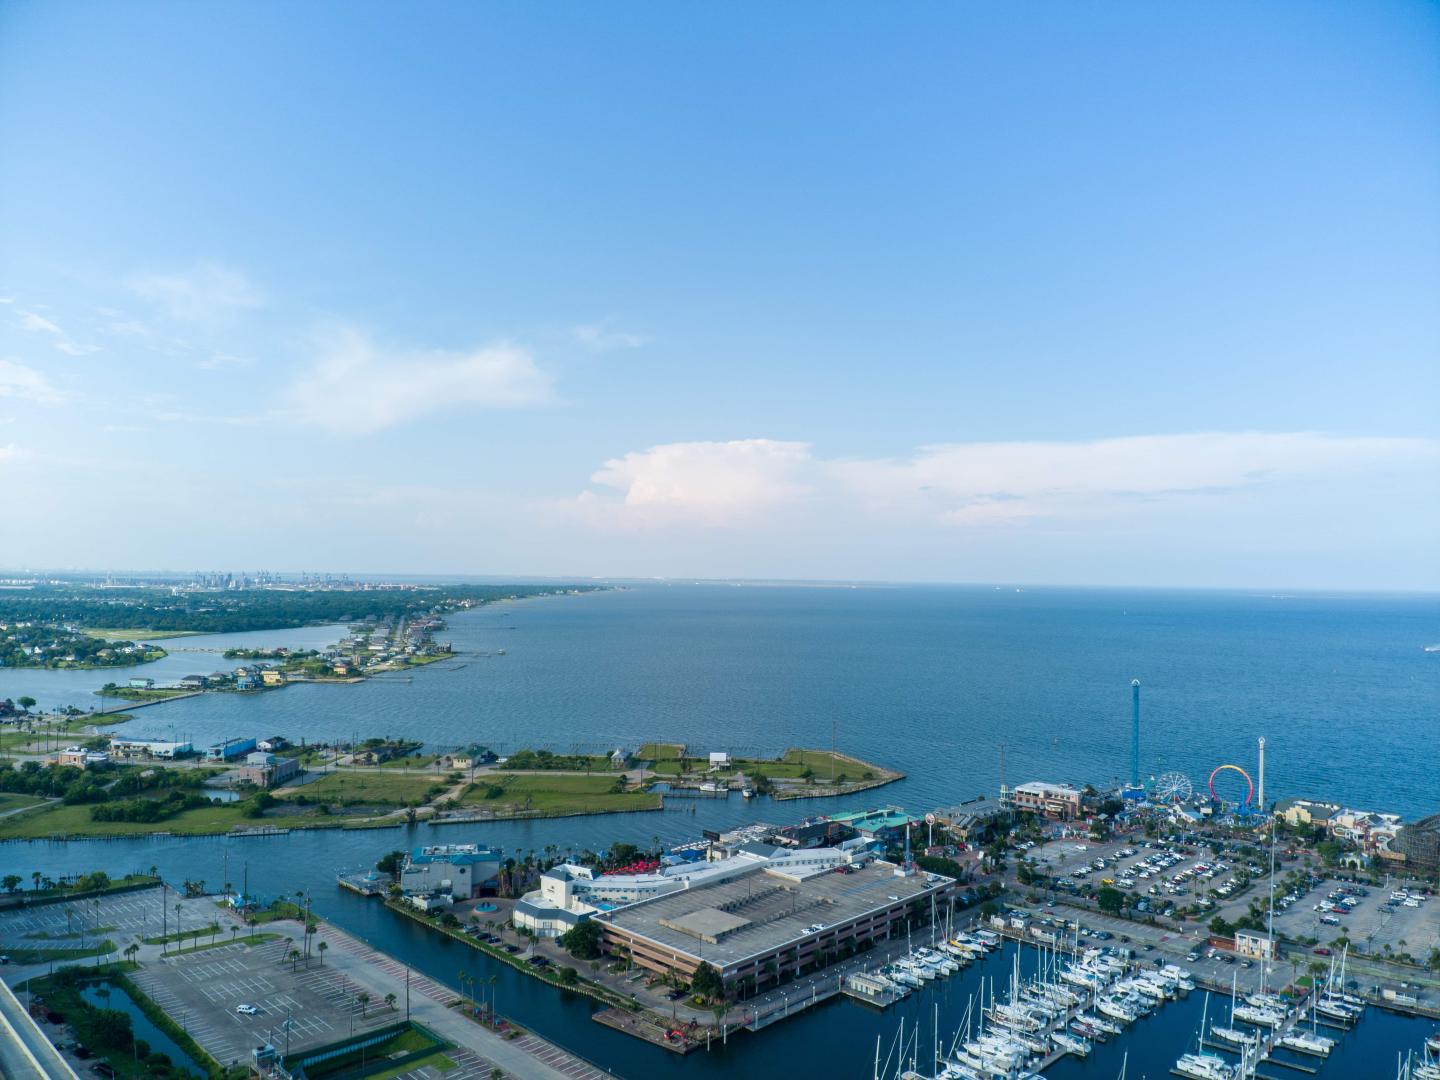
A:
0 976 79 1080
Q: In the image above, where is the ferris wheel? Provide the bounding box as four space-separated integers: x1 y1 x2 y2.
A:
1153 771 1194 804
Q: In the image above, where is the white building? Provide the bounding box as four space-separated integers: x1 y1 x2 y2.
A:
110 738 192 760
399 844 503 901
513 846 851 937
709 751 731 768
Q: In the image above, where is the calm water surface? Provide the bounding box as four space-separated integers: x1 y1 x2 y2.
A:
4 585 1438 1077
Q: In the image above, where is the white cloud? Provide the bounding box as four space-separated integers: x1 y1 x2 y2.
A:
16 310 62 335
54 341 100 357
584 439 812 526
0 443 27 463
0 359 64 404
196 353 251 370
572 432 1438 530
127 262 264 322
286 327 555 435
571 322 650 351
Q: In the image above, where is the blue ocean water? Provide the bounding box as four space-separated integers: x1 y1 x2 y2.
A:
5 585 1438 1078
98 583 1440 819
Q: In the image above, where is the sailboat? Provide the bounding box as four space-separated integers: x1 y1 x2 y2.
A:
1212 971 1260 1050
1175 992 1238 1080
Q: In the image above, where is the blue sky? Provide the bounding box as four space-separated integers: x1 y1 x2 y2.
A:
1 1 1436 587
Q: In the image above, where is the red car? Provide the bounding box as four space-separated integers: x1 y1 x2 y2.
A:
1313 947 1332 956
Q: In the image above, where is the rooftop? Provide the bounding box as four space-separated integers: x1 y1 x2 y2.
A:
597 859 948 969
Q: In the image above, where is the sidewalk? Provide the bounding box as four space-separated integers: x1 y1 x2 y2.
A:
275 916 612 1080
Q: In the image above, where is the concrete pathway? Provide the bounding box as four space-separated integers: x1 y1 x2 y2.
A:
276 917 612 1080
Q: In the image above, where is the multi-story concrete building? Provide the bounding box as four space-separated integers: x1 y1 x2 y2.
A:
593 858 954 997
1010 782 1082 820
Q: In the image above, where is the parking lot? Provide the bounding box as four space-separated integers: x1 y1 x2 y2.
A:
129 935 398 1068
0 885 172 958
1268 879 1440 957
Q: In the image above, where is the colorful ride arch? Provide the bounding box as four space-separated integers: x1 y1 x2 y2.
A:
1207 764 1254 808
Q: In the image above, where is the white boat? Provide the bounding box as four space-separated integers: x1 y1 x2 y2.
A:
1174 1052 1235 1080
1051 1031 1091 1057
1280 1031 1335 1056
1232 1004 1284 1027
1082 1012 1123 1036
885 964 923 989
1211 1026 1258 1049
1097 997 1137 1024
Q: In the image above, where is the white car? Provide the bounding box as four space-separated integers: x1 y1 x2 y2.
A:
235 1003 260 1016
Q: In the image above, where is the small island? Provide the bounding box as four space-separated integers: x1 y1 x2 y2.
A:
0 622 165 669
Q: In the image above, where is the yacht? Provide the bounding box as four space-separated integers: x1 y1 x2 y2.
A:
1279 1031 1335 1056
1174 1052 1235 1080
1211 1026 1259 1050
1232 1003 1284 1027
1051 1031 1092 1057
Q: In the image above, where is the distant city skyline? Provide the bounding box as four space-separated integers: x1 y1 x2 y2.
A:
1 3 1436 588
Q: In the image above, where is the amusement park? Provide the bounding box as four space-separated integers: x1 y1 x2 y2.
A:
1115 680 1268 824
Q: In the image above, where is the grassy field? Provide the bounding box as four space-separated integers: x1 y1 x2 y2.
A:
782 748 875 774
281 770 443 805
649 757 807 778
94 686 194 701
4 940 116 963
0 800 247 840
376 753 443 769
461 773 660 815
0 792 47 813
637 742 684 760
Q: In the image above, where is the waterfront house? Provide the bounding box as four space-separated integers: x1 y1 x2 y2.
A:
178 674 208 689
127 677 154 689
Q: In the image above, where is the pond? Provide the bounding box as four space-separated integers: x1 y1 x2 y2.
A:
79 979 205 1077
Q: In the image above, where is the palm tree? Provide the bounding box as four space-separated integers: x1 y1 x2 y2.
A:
384 992 397 1012
288 948 302 971
357 991 371 1015
282 936 294 964
124 943 139 965
31 872 41 892
317 940 328 965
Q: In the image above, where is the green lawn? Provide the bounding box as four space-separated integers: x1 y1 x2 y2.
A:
281 771 442 805
0 800 247 840
650 757 806 778
376 753 442 769
142 923 221 945
94 686 193 701
637 742 684 760
0 792 46 813
4 940 116 963
370 1050 457 1078
461 773 659 815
